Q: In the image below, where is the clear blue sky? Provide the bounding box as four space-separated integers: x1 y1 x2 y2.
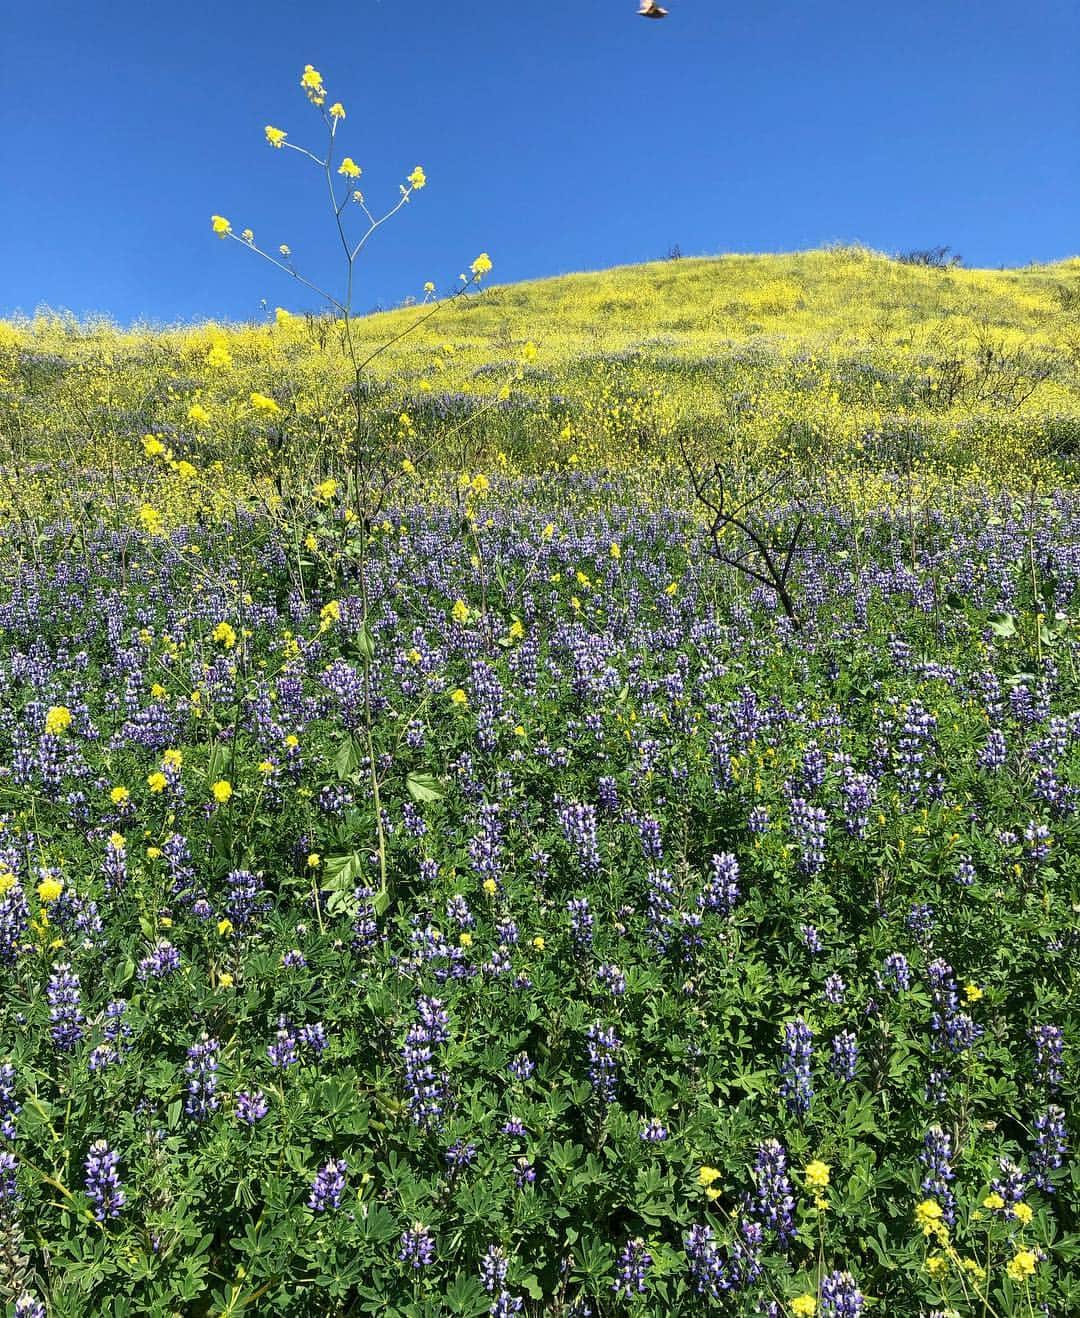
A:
4 0 1077 325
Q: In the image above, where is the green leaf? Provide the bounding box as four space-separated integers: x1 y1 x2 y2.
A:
334 735 363 780
406 771 444 803
356 621 376 662
323 852 366 890
988 612 1016 637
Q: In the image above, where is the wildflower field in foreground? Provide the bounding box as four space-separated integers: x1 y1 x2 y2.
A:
1 249 1079 1315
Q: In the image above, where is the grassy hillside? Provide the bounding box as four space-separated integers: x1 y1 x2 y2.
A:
2 248 1079 527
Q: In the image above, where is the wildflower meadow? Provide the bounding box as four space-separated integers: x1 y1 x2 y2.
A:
1 59 1079 1318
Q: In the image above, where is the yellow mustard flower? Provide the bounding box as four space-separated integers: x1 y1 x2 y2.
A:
213 621 237 649
338 157 362 179
211 780 233 804
139 505 164 536
408 166 426 189
300 64 326 103
110 786 130 805
1006 1248 1037 1283
37 877 64 904
210 214 232 238
450 688 468 706
791 1298 817 1318
329 102 345 119
147 772 167 794
471 252 493 277
45 706 72 736
805 1160 830 1190
264 125 287 148
249 392 281 416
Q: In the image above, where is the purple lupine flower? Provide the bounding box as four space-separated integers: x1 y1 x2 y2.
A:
800 924 823 954
752 1140 795 1249
597 776 619 814
184 1036 220 1120
47 962 84 1051
894 701 938 801
906 903 935 943
1031 1023 1064 1089
596 963 627 995
819 1270 864 1316
514 1157 536 1188
645 867 676 951
89 999 132 1072
1024 821 1051 864
399 1223 436 1268
729 1216 764 1289
0 1150 18 1213
0 1062 21 1140
701 852 740 914
268 1017 299 1069
351 885 379 953
309 1158 347 1212
990 1157 1028 1218
637 815 664 861
446 895 474 929
953 857 976 887
585 1022 620 1103
684 1224 726 1299
880 952 911 992
613 1238 652 1300
841 769 875 836
281 948 306 969
225 869 268 928
823 972 846 1005
0 880 30 965
920 1126 956 1224
137 940 180 980
789 798 826 875
402 802 427 838
558 801 601 871
445 1140 477 1174
299 1022 328 1056
640 1116 668 1142
830 1030 858 1081
236 1090 269 1124
567 897 594 951
481 1244 509 1293
748 806 770 835
402 996 451 1129
84 1140 124 1220
468 803 504 888
509 1052 535 1082
779 1018 813 1115
978 727 1007 770
13 1296 46 1318
1031 1105 1067 1191
102 833 127 894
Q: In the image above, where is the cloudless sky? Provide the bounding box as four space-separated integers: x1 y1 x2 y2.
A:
3 0 1077 325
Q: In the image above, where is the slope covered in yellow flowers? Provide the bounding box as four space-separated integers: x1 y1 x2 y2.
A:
2 246 1078 526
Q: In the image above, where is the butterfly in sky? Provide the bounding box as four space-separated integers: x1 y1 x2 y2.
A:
638 1 669 17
